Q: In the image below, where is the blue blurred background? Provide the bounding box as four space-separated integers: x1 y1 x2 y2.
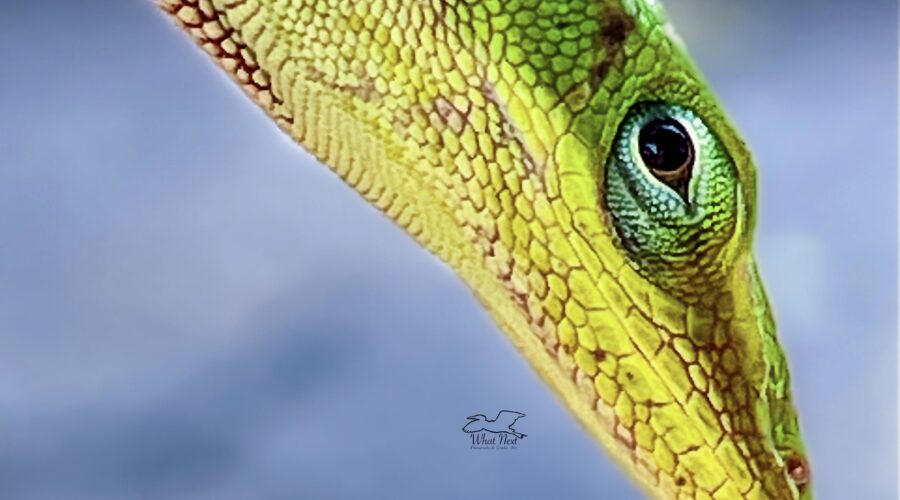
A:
0 0 896 498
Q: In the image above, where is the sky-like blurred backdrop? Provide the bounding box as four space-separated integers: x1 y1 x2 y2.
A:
0 1 896 499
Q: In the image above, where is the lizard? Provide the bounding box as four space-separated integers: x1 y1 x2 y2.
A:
155 0 810 497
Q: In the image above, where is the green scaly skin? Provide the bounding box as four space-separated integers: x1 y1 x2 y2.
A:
157 0 810 497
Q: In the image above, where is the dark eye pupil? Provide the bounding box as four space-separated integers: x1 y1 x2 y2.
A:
638 118 693 173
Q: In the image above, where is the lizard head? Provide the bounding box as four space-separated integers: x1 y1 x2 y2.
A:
159 0 809 496
486 2 812 496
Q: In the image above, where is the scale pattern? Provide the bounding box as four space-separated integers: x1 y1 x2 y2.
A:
159 0 807 498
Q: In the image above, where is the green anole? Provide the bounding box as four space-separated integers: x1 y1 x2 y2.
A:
157 0 810 497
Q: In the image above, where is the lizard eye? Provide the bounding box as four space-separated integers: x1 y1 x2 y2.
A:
626 108 699 202
638 118 694 189
604 101 741 291
606 102 713 215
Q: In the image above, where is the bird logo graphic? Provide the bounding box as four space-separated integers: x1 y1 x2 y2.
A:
462 410 527 439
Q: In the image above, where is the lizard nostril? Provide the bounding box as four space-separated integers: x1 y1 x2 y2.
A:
785 454 810 489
